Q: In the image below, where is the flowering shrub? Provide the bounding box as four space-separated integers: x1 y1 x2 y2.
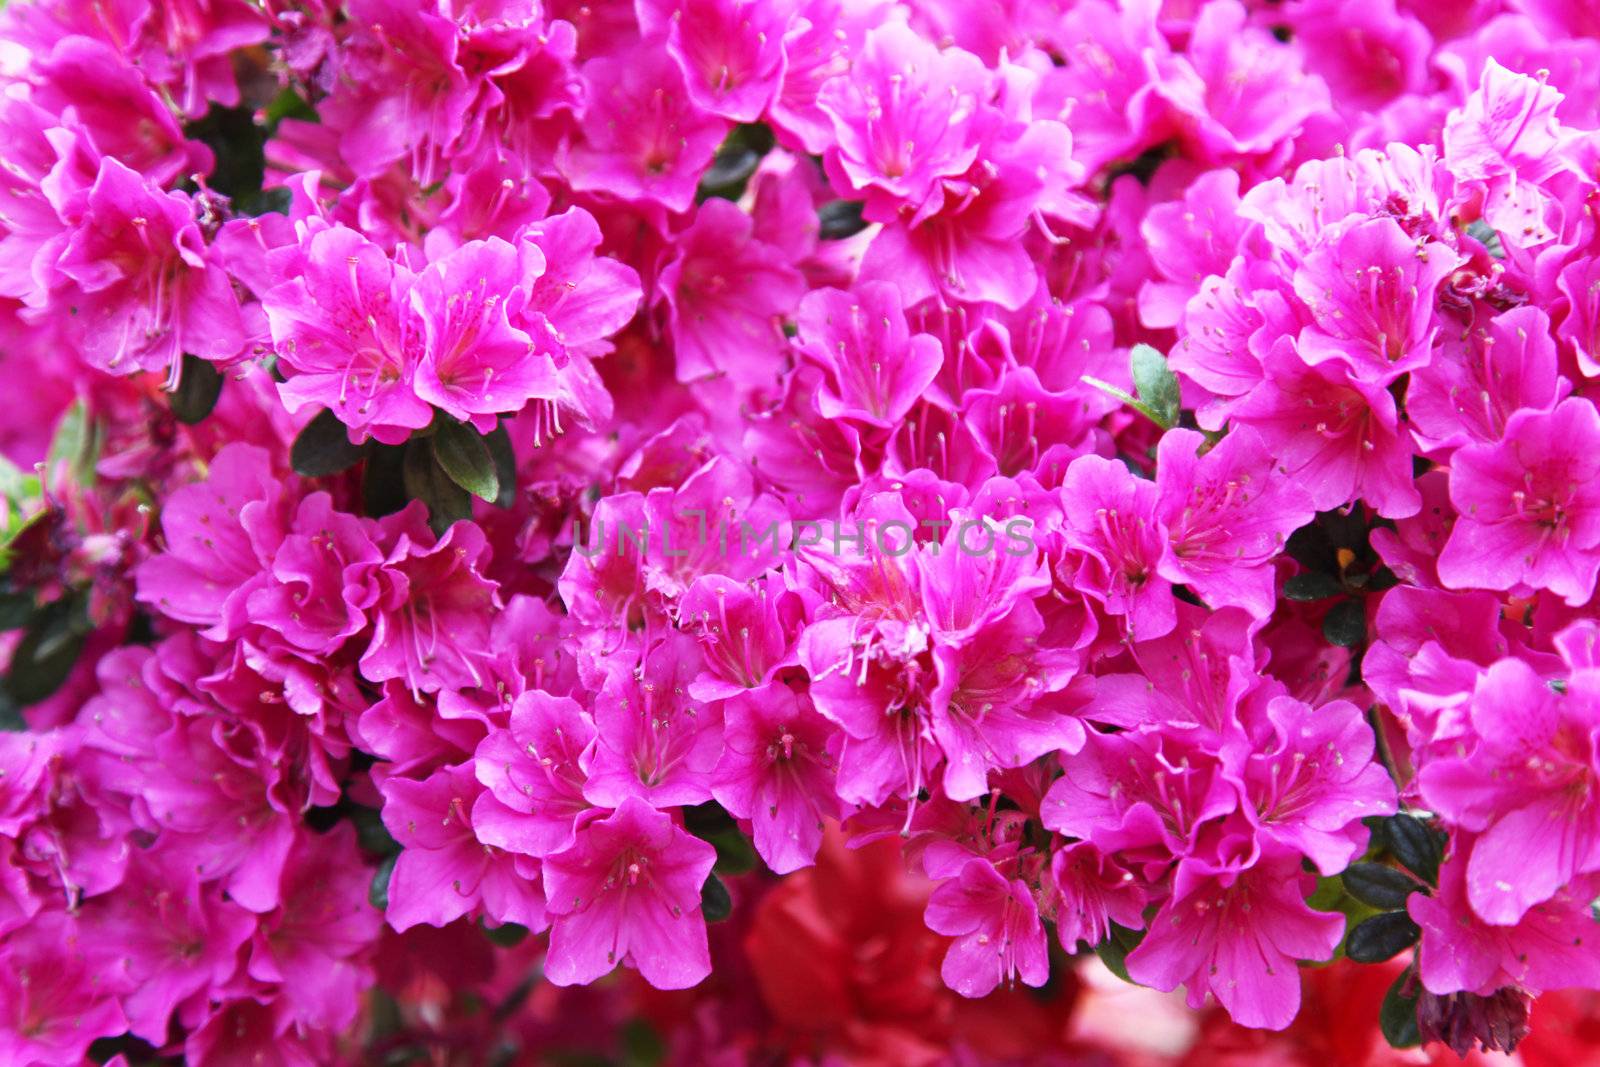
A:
1 0 1599 1063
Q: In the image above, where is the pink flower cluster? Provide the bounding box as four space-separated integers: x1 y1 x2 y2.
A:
1 0 1599 1062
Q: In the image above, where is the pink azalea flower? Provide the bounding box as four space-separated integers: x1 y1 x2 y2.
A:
135 444 288 641
1288 0 1433 114
1238 695 1398 875
360 508 501 695
541 795 717 989
1124 851 1344 1030
800 615 939 808
818 22 991 215
1152 0 1330 160
87 849 256 1044
859 119 1077 311
1060 454 1177 641
1138 168 1253 330
246 492 383 656
928 601 1087 802
1415 657 1600 925
924 856 1048 998
379 763 547 932
1411 844 1600 997
678 572 808 699
1047 841 1147 950
637 0 792 122
1291 218 1462 385
562 42 730 213
0 911 128 1065
32 37 208 185
712 686 840 874
582 633 725 809
794 282 944 430
473 691 596 859
1156 426 1315 619
54 157 246 377
1408 304 1566 452
410 236 551 433
1042 727 1238 868
1231 340 1421 519
1437 398 1600 605
263 226 434 445
246 824 381 1031
658 197 805 387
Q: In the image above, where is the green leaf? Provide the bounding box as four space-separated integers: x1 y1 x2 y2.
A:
698 123 775 202
291 409 368 477
0 690 24 732
1342 863 1420 911
369 852 398 911
1380 969 1422 1048
1345 911 1420 964
1129 343 1181 429
1093 922 1146 983
362 443 409 518
1384 813 1444 886
620 1018 666 1067
1284 572 1343 601
1322 598 1366 647
1464 219 1505 260
183 103 265 203
0 592 33 631
169 354 225 424
403 438 471 536
3 595 89 706
480 920 530 947
46 400 100 488
432 421 499 503
700 873 732 923
818 200 867 240
484 423 517 508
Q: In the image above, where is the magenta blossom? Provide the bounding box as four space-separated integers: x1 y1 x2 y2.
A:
924 856 1049 998
542 796 717 989
1437 398 1600 605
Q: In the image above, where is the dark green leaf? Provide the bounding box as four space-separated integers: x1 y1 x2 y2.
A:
1285 521 1336 573
362 443 409 518
169 354 224 424
0 690 24 732
484 423 517 508
403 438 471 535
700 873 732 923
1093 922 1146 983
183 103 265 203
1284 572 1343 601
1323 598 1366 647
620 1018 665 1067
369 851 398 911
0 592 33 631
291 409 368 477
1380 969 1422 1048
698 124 775 203
1345 911 1420 963
432 421 499 503
1129 344 1181 429
818 200 867 240
1343 863 1421 910
263 87 318 133
1384 813 1444 886
481 920 529 947
1464 219 1505 260
3 595 88 706
46 400 100 488
349 804 399 856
